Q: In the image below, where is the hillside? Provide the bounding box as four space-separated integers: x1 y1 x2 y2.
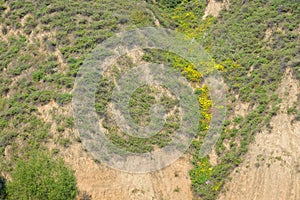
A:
0 0 299 200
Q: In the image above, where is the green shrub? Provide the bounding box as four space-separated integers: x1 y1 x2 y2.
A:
31 90 54 105
32 70 46 82
55 93 72 105
6 152 77 200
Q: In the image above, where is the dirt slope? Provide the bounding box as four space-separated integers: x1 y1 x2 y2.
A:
60 143 193 200
218 68 300 200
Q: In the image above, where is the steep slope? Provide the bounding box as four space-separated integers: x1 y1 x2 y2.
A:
1 0 300 199
60 143 193 200
218 68 300 200
0 1 195 199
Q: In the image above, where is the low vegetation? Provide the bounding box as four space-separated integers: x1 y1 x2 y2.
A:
0 0 299 199
6 152 77 200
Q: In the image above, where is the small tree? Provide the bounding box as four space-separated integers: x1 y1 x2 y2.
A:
6 152 77 200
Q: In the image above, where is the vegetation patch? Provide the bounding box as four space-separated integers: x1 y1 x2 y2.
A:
6 152 77 200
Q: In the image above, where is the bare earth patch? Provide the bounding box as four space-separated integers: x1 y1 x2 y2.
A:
218 68 300 200
202 0 230 20
60 142 193 200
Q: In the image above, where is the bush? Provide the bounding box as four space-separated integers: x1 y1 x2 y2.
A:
55 93 72 105
32 70 46 82
6 152 77 200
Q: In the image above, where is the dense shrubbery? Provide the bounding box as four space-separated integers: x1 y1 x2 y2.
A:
6 152 77 200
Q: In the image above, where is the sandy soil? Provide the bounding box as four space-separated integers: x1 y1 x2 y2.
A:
202 0 229 20
218 68 300 200
58 143 193 200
